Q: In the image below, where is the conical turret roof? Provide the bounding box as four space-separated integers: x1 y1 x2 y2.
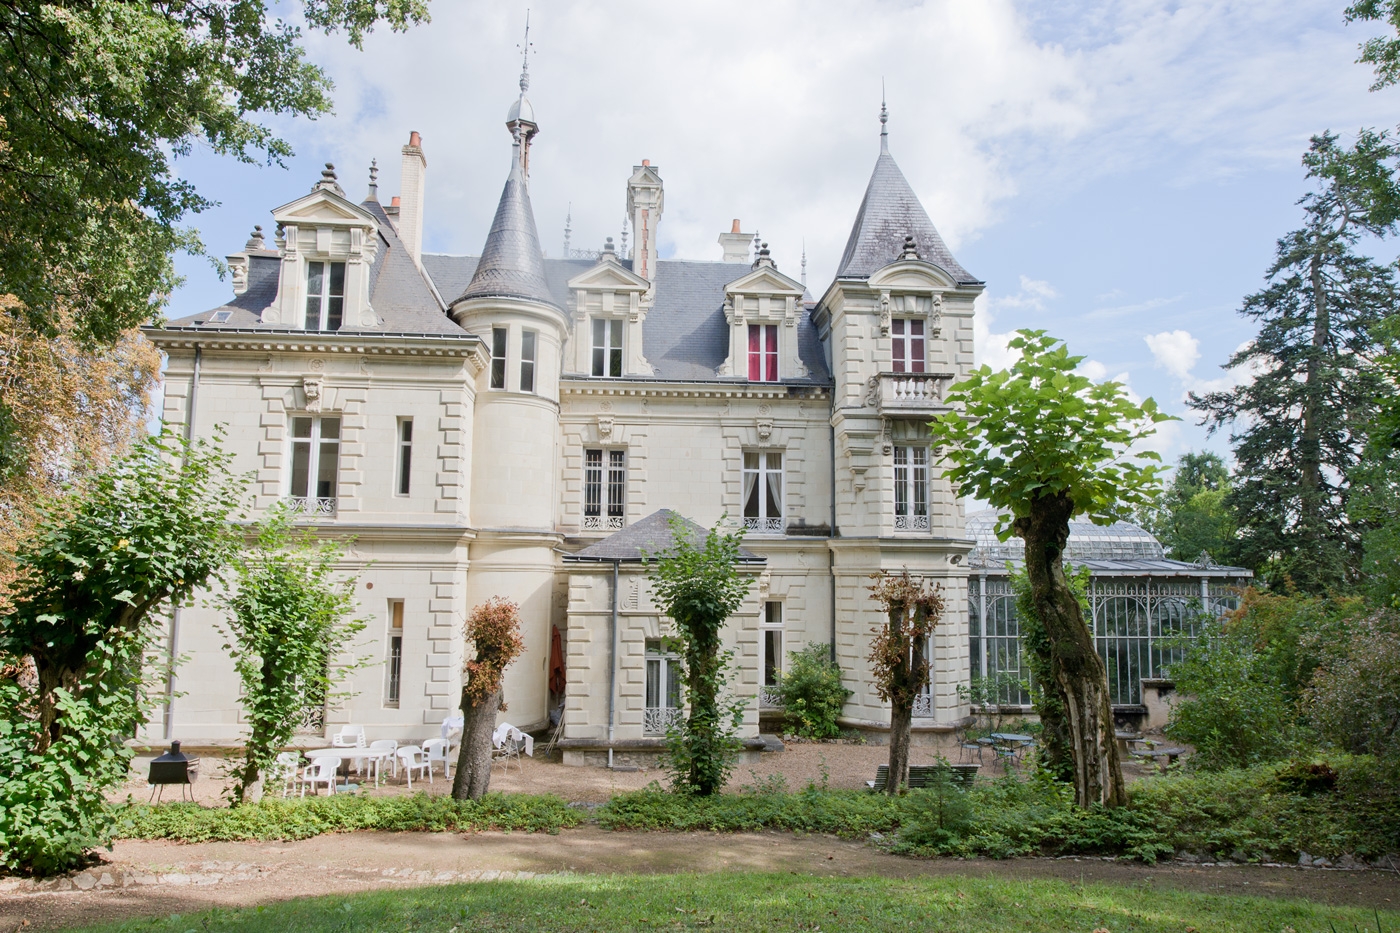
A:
456 142 557 307
835 143 979 285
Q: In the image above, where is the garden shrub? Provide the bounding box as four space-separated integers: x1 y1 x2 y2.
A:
118 792 582 842
1304 612 1400 761
775 643 850 739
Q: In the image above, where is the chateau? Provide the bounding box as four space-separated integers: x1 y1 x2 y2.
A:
143 66 989 760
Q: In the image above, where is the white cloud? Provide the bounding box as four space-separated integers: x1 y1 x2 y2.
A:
1077 359 1108 381
973 293 1021 371
1144 330 1201 381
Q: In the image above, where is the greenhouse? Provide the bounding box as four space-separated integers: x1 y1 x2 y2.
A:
964 510 1253 709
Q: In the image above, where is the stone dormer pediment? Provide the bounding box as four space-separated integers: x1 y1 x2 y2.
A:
723 266 805 300
272 189 380 229
627 164 663 189
567 258 650 294
867 259 955 292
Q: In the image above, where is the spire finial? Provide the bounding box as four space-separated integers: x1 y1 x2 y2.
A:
880 79 889 152
518 10 532 95
563 203 572 256
367 158 379 200
801 239 807 288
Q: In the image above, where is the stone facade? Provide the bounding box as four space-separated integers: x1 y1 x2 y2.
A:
141 84 984 758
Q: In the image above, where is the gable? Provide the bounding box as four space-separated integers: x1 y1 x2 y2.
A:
273 189 379 228
867 260 955 291
724 266 805 297
567 260 650 292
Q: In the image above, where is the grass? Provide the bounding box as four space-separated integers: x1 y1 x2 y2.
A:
75 872 1399 932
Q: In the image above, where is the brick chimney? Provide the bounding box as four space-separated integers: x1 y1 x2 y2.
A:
718 218 753 263
398 131 426 266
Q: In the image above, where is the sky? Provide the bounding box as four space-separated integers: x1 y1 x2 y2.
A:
167 0 1400 468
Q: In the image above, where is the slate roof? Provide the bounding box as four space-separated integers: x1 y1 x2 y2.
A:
454 145 557 308
564 509 764 563
835 143 980 286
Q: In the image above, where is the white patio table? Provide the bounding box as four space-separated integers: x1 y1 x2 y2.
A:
301 747 395 788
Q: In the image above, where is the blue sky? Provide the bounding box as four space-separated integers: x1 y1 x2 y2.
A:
166 0 1398 467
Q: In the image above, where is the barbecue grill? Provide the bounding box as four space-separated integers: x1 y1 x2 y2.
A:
147 741 199 802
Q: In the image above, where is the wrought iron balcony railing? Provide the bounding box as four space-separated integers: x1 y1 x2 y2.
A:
286 496 338 517
643 706 683 736
582 515 625 531
743 516 784 535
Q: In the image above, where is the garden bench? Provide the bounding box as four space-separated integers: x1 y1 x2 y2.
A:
1129 745 1187 770
866 763 980 792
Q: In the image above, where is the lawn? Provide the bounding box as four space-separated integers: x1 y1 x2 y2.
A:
76 871 1397 932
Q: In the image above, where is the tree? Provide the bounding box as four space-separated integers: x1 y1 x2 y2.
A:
867 571 944 795
451 597 524 802
0 0 430 345
1141 452 1238 564
217 508 365 804
775 643 851 740
1190 132 1400 593
0 432 241 872
646 515 753 796
1348 0 1400 90
929 329 1174 808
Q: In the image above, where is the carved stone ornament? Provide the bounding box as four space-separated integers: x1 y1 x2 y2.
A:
598 416 614 438
229 256 249 296
310 358 325 372
881 419 893 456
879 291 892 336
865 376 880 408
930 293 944 338
303 376 324 413
756 419 773 441
757 403 771 416
757 569 772 597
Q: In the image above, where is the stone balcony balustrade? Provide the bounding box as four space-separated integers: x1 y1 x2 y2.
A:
874 371 955 417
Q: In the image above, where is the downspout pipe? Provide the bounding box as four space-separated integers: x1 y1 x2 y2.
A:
164 344 201 740
608 558 619 769
828 405 838 663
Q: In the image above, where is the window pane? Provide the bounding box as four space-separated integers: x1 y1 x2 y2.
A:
292 416 313 439
665 659 680 709
763 630 782 686
591 319 606 377
607 449 625 517
326 296 343 331
329 262 345 296
400 420 413 443
747 325 761 381
305 262 324 330
491 328 507 389
397 420 412 496
290 438 311 497
317 441 339 498
520 331 536 393
765 325 778 381
320 417 341 440
584 449 602 517
646 658 659 708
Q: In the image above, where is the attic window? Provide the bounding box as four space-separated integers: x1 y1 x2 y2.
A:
208 310 232 324
305 261 345 331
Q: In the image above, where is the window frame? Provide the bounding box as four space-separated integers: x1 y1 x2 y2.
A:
385 599 404 708
583 448 626 530
742 450 784 534
746 323 779 382
761 601 784 690
520 329 537 393
490 327 508 390
891 317 926 374
591 317 624 378
287 415 342 514
304 260 346 332
893 445 930 531
395 418 413 496
644 638 683 735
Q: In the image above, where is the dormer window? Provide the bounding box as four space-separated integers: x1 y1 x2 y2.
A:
747 324 778 382
305 261 345 331
891 318 925 373
592 318 623 378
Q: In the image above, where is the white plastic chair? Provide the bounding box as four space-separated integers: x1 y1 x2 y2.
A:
368 739 399 780
491 723 525 771
397 745 431 789
333 725 368 775
423 738 453 779
300 756 339 796
275 752 302 798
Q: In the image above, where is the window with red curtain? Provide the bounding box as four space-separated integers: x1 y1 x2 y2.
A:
891 318 926 374
747 324 778 381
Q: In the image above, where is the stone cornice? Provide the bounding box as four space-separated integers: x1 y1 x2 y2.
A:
143 326 489 369
561 379 829 401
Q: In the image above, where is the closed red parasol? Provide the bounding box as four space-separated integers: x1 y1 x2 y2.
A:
548 625 566 696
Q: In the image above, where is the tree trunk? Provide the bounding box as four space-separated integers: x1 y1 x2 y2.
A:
883 602 924 795
32 658 79 753
451 686 500 801
886 700 912 795
686 631 724 795
1015 494 1126 808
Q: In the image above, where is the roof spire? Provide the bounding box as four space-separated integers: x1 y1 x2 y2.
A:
518 10 532 96
801 239 807 288
563 203 572 256
880 79 889 153
506 11 539 177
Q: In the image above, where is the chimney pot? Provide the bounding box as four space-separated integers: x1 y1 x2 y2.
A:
391 196 401 207
642 159 650 166
731 219 741 233
409 130 422 148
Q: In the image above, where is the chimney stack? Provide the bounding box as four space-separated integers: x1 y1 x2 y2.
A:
627 161 663 283
718 218 753 263
398 131 427 266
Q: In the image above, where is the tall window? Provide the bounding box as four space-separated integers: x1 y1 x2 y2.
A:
893 445 929 530
396 419 413 496
891 318 925 373
490 327 507 389
592 318 623 377
743 451 783 533
385 600 404 707
288 416 341 514
644 639 682 736
761 601 784 707
305 261 345 331
583 448 625 530
747 323 778 381
520 330 537 393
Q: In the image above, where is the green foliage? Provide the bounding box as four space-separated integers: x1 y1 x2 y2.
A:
929 329 1174 537
1305 612 1400 762
775 643 850 739
0 432 242 873
0 0 429 344
1142 452 1239 563
216 507 366 803
645 515 753 796
1348 0 1400 91
1190 132 1400 593
119 791 581 842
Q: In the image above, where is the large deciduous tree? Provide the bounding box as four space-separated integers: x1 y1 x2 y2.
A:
1141 451 1238 564
867 571 944 795
1189 132 1400 593
646 515 753 796
452 597 524 802
217 508 365 804
929 329 1174 808
0 0 430 345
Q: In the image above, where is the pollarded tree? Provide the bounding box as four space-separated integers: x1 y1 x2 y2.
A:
216 508 365 804
646 515 753 796
867 571 944 795
929 329 1174 808
452 597 524 802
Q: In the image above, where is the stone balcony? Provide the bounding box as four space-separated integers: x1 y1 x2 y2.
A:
873 371 955 417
